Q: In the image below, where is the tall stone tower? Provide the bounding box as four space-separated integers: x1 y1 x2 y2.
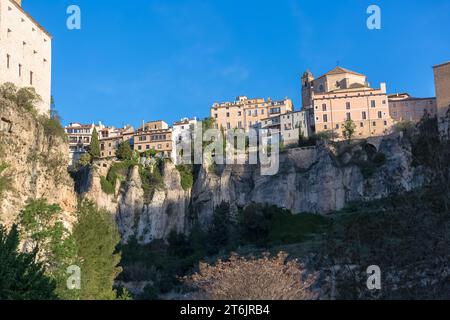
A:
301 70 314 109
433 62 450 141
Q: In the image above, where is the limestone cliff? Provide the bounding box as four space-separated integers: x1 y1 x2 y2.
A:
0 98 77 226
190 134 428 228
78 159 190 243
79 133 428 244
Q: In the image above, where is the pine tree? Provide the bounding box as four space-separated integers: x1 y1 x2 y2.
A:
0 224 57 300
89 128 100 158
17 199 78 300
73 201 122 300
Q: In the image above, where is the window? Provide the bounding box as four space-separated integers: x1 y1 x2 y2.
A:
253 110 258 116
261 109 264 115
362 111 367 120
30 71 33 85
336 124 340 129
214 114 218 118
18 64 22 77
227 123 231 129
346 113 351 121
138 146 142 151
373 122 377 127
158 144 162 149
226 112 230 117
323 114 328 123
248 111 251 116
6 54 10 69
382 100 386 105
384 120 387 126
378 111 382 119
346 102 351 110
238 121 242 128
238 111 242 116
324 125 328 130
360 122 364 128
371 100 376 108
322 104 327 111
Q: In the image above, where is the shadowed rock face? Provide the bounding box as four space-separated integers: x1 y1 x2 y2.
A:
0 98 77 227
80 134 429 244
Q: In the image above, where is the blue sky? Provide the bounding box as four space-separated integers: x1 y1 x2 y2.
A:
26 0 450 127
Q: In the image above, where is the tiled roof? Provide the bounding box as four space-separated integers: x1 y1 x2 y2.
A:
433 61 450 69
324 66 365 77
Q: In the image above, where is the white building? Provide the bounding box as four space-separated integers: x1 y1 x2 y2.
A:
172 117 198 164
0 0 52 115
64 122 105 165
280 111 311 146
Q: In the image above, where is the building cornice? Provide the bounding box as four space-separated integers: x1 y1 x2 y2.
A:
7 0 52 39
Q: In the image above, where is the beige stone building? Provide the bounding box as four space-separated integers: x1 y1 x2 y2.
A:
134 120 172 157
301 67 393 139
388 93 437 122
0 0 52 115
211 96 293 131
433 62 450 140
99 125 134 158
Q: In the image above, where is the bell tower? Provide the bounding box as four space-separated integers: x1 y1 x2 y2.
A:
301 70 314 109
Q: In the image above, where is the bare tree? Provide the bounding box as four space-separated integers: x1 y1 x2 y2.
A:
184 252 318 300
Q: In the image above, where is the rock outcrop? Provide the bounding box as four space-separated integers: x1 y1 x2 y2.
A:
0 98 77 226
79 159 190 243
79 133 428 243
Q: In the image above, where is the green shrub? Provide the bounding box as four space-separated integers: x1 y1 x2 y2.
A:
117 141 133 161
238 204 328 246
41 116 67 141
77 153 92 167
139 161 164 204
0 83 41 114
176 165 194 191
100 176 115 195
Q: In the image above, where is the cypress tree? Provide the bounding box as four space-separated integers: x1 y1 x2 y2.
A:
73 201 122 300
89 128 100 158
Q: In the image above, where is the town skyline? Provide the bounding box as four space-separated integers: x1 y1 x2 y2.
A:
22 0 450 127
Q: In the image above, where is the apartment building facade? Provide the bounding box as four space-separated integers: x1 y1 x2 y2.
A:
211 96 293 131
301 67 393 139
388 93 437 122
0 0 52 115
433 62 450 140
65 122 105 165
99 125 134 158
134 120 172 157
172 117 197 164
280 111 311 146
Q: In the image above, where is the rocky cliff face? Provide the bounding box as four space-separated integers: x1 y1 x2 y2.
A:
190 134 427 227
79 133 428 244
0 98 77 226
79 159 190 243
